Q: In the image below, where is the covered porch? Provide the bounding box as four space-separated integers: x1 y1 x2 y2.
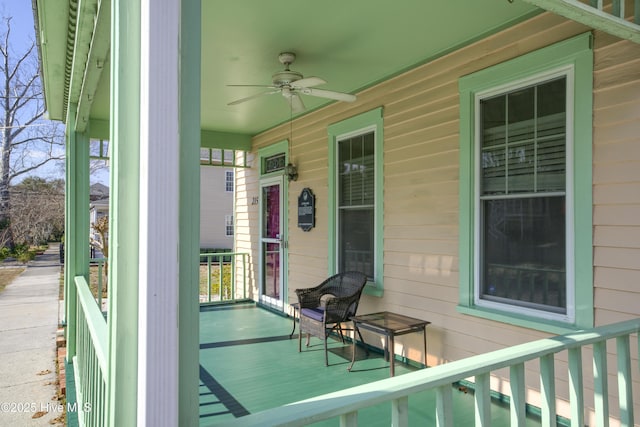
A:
32 0 640 425
197 303 536 426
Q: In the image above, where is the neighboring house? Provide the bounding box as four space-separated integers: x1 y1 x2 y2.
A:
87 168 235 252
199 166 235 249
89 182 109 201
33 1 640 426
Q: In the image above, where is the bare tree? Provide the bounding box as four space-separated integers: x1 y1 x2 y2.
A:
10 177 64 246
0 17 65 247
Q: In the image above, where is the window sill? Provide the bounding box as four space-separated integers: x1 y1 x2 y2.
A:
364 283 383 297
456 304 580 335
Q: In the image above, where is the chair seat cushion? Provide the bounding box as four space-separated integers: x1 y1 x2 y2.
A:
301 307 324 322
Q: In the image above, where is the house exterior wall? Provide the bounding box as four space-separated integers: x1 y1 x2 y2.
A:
236 12 640 423
200 166 234 249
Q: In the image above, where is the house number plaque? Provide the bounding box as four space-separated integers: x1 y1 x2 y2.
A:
297 188 315 232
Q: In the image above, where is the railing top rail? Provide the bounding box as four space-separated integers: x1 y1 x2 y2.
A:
210 318 640 427
74 275 109 375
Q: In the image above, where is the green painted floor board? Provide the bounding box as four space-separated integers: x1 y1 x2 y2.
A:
199 303 543 426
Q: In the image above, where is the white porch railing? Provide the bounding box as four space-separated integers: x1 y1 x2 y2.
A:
90 257 107 310
199 252 250 304
210 318 640 427
74 276 108 427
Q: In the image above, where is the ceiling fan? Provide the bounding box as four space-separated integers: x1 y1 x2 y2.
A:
227 52 356 113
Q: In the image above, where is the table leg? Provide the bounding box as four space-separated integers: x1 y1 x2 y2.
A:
348 322 358 372
389 334 395 377
423 326 428 367
289 304 298 339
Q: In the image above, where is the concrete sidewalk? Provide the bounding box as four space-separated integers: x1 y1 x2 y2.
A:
0 243 63 426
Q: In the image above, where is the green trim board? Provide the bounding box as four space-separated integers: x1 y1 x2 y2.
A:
201 130 252 151
457 33 594 333
64 104 91 360
85 123 252 151
106 0 141 424
178 0 202 423
327 107 384 296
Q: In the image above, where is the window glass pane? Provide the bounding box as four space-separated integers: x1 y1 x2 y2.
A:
481 196 566 313
507 87 535 143
339 208 374 278
480 77 566 196
338 131 375 206
481 96 506 147
507 143 535 193
537 137 565 192
262 184 280 239
481 146 506 195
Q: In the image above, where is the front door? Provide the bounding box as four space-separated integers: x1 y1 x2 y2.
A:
260 176 284 308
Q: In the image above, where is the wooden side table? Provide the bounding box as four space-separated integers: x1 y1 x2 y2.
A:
348 311 430 377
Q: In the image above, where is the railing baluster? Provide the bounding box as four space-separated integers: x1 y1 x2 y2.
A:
510 363 526 427
218 255 223 300
616 335 634 426
593 341 610 427
474 373 491 426
231 256 236 301
612 0 625 18
540 354 556 427
340 411 357 427
436 385 453 427
207 255 212 302
568 347 585 427
392 396 408 427
97 260 103 309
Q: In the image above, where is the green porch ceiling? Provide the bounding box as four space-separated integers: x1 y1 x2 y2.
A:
35 0 543 139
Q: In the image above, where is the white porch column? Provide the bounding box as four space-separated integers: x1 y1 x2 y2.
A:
137 0 201 425
137 0 180 424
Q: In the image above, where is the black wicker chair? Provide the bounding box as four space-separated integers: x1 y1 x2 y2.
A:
295 271 368 366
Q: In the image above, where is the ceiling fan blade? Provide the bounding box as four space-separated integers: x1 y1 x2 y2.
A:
227 90 279 106
291 77 326 88
301 87 356 102
288 93 306 114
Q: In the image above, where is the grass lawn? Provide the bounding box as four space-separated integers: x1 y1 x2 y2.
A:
0 267 26 294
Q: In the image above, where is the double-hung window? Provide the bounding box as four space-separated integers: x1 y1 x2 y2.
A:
225 214 234 237
479 75 568 316
338 131 375 278
328 108 384 295
458 34 593 331
225 170 234 193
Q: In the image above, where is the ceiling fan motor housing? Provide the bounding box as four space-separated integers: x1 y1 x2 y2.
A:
272 70 303 86
273 52 302 86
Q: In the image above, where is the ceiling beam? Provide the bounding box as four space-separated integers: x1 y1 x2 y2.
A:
75 0 110 133
520 0 640 43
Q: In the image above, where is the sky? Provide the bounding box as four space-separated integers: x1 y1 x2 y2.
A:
0 0 109 185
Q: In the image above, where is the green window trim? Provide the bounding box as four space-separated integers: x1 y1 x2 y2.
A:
458 33 593 333
328 107 384 296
